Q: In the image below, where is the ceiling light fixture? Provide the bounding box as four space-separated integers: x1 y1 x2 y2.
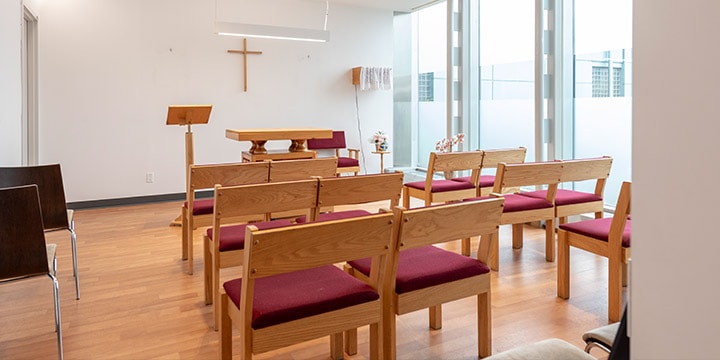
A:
214 1 330 42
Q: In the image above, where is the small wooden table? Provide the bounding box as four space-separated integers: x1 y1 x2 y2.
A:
372 151 391 173
225 128 333 162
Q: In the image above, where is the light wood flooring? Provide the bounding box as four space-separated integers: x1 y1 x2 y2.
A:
0 199 624 359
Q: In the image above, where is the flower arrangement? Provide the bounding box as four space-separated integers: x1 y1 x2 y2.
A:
369 130 389 151
435 133 465 153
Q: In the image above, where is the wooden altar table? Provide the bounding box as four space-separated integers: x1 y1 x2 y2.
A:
225 128 333 162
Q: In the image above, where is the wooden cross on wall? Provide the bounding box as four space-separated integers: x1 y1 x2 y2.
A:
227 38 263 92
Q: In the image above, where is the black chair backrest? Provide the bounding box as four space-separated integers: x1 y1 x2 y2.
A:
608 306 629 360
0 164 69 230
0 185 49 280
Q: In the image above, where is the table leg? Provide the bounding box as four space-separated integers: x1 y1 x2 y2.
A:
289 139 307 152
249 140 268 154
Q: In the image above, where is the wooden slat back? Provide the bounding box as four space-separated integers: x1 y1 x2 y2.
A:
317 172 403 208
213 179 319 219
244 213 395 278
559 156 613 182
429 151 484 173
188 162 269 190
268 158 338 182
493 161 563 192
480 147 527 168
394 198 504 252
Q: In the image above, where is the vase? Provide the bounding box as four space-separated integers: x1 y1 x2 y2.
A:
377 142 388 152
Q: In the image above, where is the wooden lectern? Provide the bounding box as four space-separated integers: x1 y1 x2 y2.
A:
166 105 212 227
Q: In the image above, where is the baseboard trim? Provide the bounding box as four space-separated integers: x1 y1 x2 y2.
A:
67 190 212 210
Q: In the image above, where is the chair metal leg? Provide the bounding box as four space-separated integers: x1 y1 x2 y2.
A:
69 223 80 300
48 273 64 360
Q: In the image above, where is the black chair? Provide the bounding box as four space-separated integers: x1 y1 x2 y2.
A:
0 185 64 360
0 164 80 299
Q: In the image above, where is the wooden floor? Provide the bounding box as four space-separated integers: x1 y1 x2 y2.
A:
0 199 624 359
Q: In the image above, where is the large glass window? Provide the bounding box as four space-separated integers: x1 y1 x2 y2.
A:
573 0 632 204
478 0 535 161
415 2 447 169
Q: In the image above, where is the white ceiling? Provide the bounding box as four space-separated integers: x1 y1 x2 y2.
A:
331 0 437 12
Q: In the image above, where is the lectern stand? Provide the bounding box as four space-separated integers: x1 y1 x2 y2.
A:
166 105 212 232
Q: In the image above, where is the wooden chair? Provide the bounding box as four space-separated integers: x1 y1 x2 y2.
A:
521 156 613 224
0 185 64 360
557 181 631 322
402 150 484 208
204 179 320 330
345 198 504 359
306 130 360 175
466 161 563 271
219 212 395 360
0 164 81 299
295 172 403 224
182 161 270 274
475 147 527 196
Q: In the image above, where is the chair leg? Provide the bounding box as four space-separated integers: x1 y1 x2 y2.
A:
186 217 194 275
622 261 629 287
545 217 555 262
557 230 570 299
402 187 410 209
383 308 397 360
48 273 64 360
344 328 358 355
330 333 343 360
512 223 523 249
461 237 471 256
369 323 379 360
491 231 499 272
203 237 212 305
429 304 442 330
219 293 232 360
478 292 491 358
181 207 188 260
68 221 80 300
608 255 623 322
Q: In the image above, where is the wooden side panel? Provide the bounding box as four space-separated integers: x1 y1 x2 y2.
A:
214 179 319 218
190 162 269 190
269 158 338 182
317 172 403 207
245 213 394 278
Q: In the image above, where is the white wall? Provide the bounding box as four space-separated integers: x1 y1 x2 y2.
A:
633 0 720 358
36 0 393 202
0 0 22 166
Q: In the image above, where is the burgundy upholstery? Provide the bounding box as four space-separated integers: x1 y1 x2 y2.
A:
404 179 475 193
206 219 294 252
307 131 347 150
559 218 631 247
184 198 214 216
450 175 495 188
478 175 495 188
295 209 371 224
223 265 379 329
348 246 490 294
337 157 360 168
520 189 602 206
465 194 552 213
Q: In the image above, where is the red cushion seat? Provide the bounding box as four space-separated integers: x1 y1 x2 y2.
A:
348 246 490 294
206 219 294 252
450 175 495 188
223 265 379 329
520 189 602 206
184 198 214 215
404 179 475 193
337 157 360 168
465 194 553 213
559 217 631 247
295 209 371 224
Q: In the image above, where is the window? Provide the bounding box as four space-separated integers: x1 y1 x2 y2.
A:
418 72 435 102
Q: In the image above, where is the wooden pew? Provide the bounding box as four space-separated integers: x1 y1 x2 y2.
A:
204 179 320 330
182 161 269 274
